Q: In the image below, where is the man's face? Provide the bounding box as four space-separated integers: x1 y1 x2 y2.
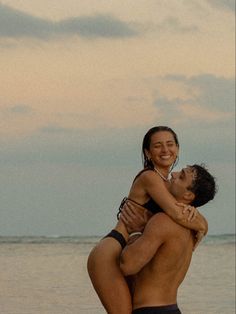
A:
169 166 196 201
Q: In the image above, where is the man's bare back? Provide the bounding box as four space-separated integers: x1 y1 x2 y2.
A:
121 213 195 310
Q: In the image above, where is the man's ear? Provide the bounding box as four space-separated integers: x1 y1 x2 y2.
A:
183 191 195 203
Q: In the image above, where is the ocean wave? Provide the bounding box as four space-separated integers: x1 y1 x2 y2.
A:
0 236 100 244
0 234 235 245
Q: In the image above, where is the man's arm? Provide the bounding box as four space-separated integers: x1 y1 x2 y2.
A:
120 213 170 276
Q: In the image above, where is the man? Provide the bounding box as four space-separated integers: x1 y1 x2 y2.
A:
119 164 217 314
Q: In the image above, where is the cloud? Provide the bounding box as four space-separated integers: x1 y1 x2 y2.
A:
188 75 235 113
56 15 138 38
178 103 231 122
206 0 235 12
7 104 33 114
143 17 199 36
0 3 139 40
164 74 235 111
154 74 235 125
157 17 199 33
0 126 142 167
1 104 33 115
151 74 235 167
0 4 52 39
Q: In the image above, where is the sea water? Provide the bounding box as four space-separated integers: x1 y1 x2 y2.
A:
0 235 235 314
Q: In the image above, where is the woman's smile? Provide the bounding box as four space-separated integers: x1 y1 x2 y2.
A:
160 155 171 160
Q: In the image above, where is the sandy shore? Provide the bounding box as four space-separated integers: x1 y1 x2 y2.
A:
0 241 235 313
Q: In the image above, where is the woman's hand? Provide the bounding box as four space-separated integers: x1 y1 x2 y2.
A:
120 200 151 233
176 202 199 221
176 202 207 250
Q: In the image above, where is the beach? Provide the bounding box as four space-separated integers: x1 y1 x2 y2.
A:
0 235 235 314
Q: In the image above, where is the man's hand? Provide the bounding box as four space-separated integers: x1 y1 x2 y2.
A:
120 200 151 233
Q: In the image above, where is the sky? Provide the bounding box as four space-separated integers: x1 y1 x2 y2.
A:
0 0 235 236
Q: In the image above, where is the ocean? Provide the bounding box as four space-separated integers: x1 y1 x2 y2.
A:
0 234 235 314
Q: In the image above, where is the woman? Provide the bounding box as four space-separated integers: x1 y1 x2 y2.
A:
87 126 207 314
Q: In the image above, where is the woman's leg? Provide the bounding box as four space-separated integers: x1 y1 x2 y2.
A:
87 237 132 314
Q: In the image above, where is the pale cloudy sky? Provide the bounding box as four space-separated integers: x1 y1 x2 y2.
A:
0 0 235 236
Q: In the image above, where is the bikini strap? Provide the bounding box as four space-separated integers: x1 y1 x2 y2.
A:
116 197 143 220
103 229 127 249
117 197 128 220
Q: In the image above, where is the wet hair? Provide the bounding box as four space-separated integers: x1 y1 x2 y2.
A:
142 126 179 170
189 164 217 207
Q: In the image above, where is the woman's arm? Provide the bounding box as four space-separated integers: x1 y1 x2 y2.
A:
176 202 208 235
138 170 208 234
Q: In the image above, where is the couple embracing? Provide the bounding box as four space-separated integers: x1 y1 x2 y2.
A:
87 126 217 314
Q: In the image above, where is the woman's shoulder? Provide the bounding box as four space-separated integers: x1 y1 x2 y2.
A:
139 168 161 179
135 168 162 184
133 168 153 181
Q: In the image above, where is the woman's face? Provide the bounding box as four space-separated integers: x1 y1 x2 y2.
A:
145 131 179 169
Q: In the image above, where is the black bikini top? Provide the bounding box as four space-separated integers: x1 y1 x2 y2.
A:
142 198 163 214
117 197 163 220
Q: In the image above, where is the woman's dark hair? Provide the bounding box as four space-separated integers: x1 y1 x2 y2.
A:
142 126 179 171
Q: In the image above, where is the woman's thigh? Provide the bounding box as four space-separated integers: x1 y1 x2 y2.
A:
87 238 132 314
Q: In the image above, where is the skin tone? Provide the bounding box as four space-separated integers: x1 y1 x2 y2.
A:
119 167 199 310
87 131 208 314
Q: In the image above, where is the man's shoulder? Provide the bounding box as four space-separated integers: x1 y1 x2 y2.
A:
150 212 175 224
147 213 187 236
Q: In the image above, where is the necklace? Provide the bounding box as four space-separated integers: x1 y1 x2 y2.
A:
154 167 169 181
